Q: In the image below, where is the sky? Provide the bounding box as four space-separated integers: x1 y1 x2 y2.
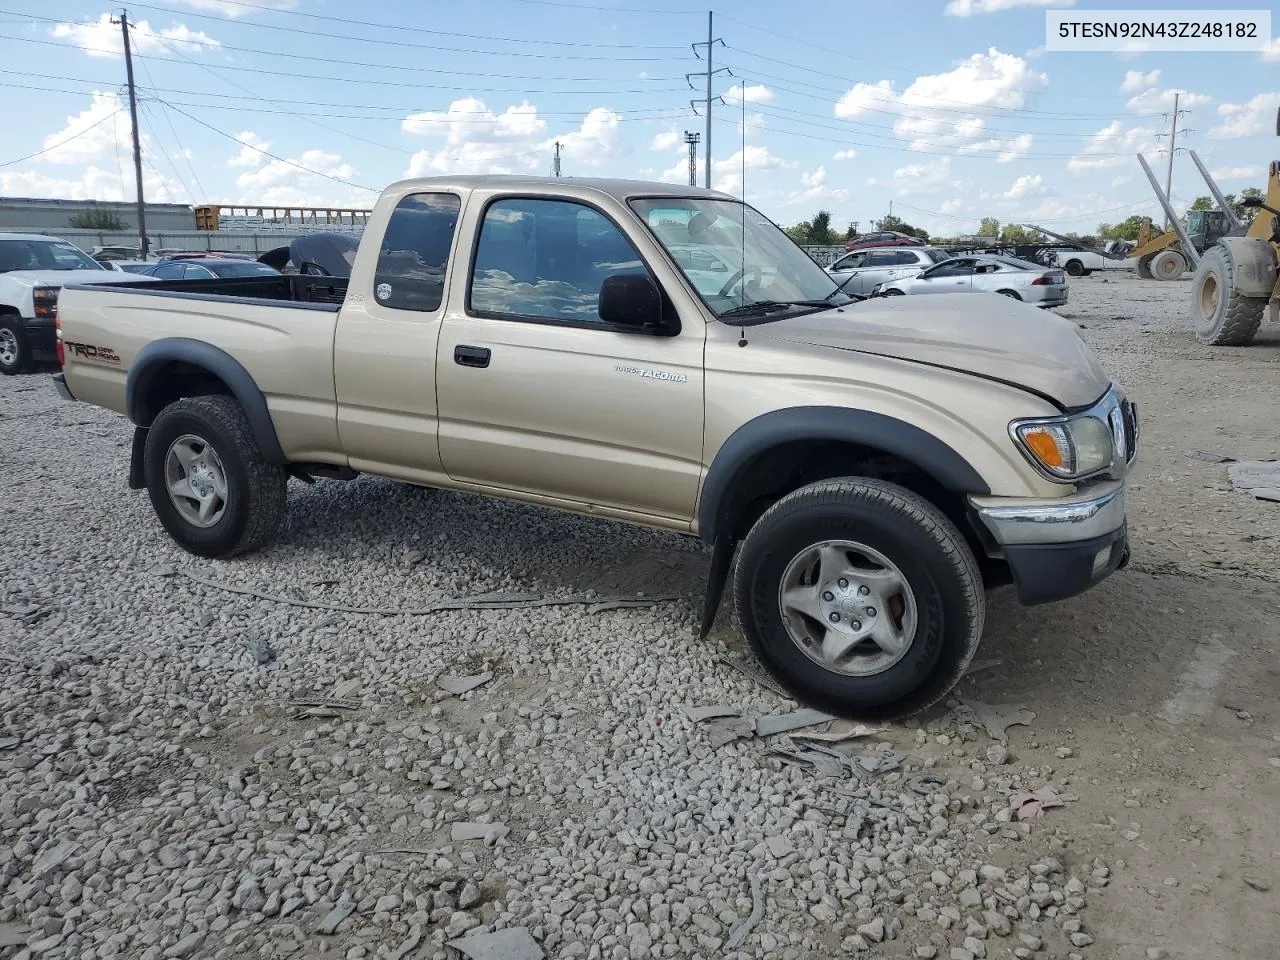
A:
0 0 1277 237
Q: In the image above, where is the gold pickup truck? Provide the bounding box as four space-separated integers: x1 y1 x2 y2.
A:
54 176 1138 718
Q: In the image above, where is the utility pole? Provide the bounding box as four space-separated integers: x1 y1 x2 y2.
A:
1156 91 1191 231
114 9 148 257
688 12 726 189
683 132 700 187
552 141 561 177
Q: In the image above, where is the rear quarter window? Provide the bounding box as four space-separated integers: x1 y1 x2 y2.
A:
375 193 462 312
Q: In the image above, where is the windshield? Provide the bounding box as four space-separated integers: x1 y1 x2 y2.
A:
209 261 281 278
629 197 851 319
0 239 104 273
923 248 951 264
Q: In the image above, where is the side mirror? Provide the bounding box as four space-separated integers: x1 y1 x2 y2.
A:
599 273 665 333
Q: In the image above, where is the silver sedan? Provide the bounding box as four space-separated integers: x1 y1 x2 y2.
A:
872 255 1068 307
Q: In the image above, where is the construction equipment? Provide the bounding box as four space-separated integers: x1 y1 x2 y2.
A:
1020 224 1131 275
1185 107 1280 346
1134 149 1246 280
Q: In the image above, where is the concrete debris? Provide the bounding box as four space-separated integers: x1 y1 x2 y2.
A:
315 897 357 935
437 672 493 695
1227 461 1280 502
244 635 275 665
162 929 206 959
753 708 835 738
703 716 755 748
31 840 78 879
724 873 764 949
450 821 509 843
985 743 1011 765
765 834 793 858
961 699 1036 743
0 923 29 947
769 736 903 779
793 719 886 742
447 927 544 960
684 704 741 722
964 658 1003 677
1243 877 1271 892
1186 450 1235 463
1009 787 1065 820
333 678 362 699
386 923 423 960
0 603 40 617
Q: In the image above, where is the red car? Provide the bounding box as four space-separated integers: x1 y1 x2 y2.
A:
843 231 927 252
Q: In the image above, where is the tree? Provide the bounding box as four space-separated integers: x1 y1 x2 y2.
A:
999 223 1037 244
844 222 858 241
68 209 125 231
873 214 929 241
1097 215 1147 242
1189 196 1213 211
977 217 999 238
787 210 842 245
1229 187 1263 226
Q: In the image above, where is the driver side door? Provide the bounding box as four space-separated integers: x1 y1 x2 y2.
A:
914 258 977 294
828 251 869 292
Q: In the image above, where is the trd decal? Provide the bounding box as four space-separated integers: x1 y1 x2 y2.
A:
63 342 122 365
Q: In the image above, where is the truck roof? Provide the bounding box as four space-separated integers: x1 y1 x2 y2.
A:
0 232 64 242
383 175 738 204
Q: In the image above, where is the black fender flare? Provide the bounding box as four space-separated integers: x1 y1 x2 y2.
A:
697 406 991 547
126 337 286 464
693 407 990 638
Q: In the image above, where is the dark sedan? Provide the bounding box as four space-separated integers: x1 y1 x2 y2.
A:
142 258 282 280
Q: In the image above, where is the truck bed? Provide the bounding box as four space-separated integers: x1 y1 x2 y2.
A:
78 274 349 309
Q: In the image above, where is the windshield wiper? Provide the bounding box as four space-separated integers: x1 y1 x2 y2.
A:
719 299 830 320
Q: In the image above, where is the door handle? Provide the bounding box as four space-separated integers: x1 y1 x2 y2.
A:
454 345 491 368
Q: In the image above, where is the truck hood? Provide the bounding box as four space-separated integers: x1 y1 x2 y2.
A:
758 293 1110 409
1 269 145 288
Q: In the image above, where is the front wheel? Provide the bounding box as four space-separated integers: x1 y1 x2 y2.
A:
1191 245 1265 346
882 288 904 297
0 319 33 375
144 395 287 558
1137 256 1154 280
732 478 984 720
1151 249 1187 281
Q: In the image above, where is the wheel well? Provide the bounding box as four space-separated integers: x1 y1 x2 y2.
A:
134 360 233 425
720 439 987 560
0 306 19 318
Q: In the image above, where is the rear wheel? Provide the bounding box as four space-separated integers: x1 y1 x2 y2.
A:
1151 249 1187 281
144 395 287 557
996 289 1021 300
1063 259 1085 277
1191 245 1265 346
1137 255 1154 280
883 289 904 297
732 477 984 720
0 319 33 375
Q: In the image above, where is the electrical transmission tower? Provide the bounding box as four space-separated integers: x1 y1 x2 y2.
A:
683 132 700 187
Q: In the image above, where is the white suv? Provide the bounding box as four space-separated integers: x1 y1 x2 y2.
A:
827 246 951 295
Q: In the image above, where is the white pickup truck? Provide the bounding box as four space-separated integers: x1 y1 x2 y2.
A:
1050 241 1135 277
0 233 147 375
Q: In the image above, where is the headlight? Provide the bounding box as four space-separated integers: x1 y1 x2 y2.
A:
1010 413 1114 480
33 286 59 319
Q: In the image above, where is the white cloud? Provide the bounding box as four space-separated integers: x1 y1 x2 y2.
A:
1024 45 1046 59
1110 174 1132 187
650 130 681 151
711 145 794 195
1067 120 1159 172
1209 165 1259 181
228 131 269 168
52 13 219 58
869 157 956 197
401 98 622 176
1210 93 1280 139
1121 69 1160 93
0 165 183 203
945 0 1072 16
1126 87 1211 114
801 167 826 189
834 49 1047 158
783 166 850 208
1004 174 1048 199
1263 36 1279 61
35 91 132 166
166 0 296 14
940 198 966 214
723 84 774 105
833 149 859 160
235 149 362 206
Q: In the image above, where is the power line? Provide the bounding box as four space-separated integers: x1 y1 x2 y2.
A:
155 99 380 192
0 106 122 167
119 0 691 48
0 33 690 94
138 101 196 203
137 54 208 201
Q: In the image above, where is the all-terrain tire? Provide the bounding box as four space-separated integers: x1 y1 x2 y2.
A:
1151 249 1187 281
0 318 33 375
732 477 985 721
1191 244 1266 346
144 395 287 558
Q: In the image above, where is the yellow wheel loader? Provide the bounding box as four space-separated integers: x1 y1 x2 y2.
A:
1186 108 1280 346
1135 150 1247 281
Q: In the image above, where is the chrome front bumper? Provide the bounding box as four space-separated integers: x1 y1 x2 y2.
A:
971 481 1125 546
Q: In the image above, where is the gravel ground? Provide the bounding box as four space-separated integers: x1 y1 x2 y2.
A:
2 273 1279 960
